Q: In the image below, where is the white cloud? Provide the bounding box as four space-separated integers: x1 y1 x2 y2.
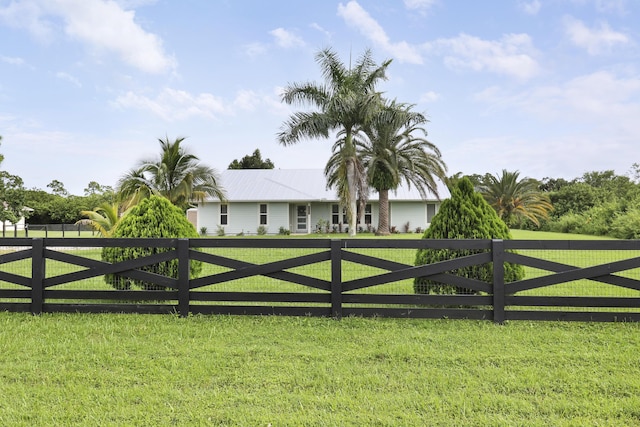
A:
594 0 628 14
56 71 82 88
269 28 305 48
420 91 440 103
563 16 629 55
519 0 541 15
0 0 52 41
476 71 640 135
114 88 227 121
0 0 175 73
337 1 423 64
427 33 540 80
310 22 331 39
1 55 25 66
404 0 437 13
570 0 629 14
242 42 268 57
113 87 286 121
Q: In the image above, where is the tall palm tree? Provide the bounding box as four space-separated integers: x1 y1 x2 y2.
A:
278 48 391 236
478 169 553 227
360 101 447 235
117 137 225 210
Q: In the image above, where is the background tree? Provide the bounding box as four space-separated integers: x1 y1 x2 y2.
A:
414 177 524 295
22 186 114 225
117 136 225 210
101 196 202 290
0 171 29 236
84 181 115 197
630 163 640 184
228 149 274 169
359 100 447 235
478 170 552 228
47 179 68 197
540 168 640 236
278 48 391 236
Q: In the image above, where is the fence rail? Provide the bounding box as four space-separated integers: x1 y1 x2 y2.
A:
1 238 640 322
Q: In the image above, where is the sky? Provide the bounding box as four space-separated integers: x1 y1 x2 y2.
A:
1 0 639 196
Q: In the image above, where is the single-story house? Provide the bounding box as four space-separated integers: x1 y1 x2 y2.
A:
195 169 449 235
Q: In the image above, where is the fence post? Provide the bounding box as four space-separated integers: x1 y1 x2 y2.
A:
331 239 342 319
492 239 505 324
31 238 45 315
177 239 190 317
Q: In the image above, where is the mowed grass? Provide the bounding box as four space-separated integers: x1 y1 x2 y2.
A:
1 313 639 426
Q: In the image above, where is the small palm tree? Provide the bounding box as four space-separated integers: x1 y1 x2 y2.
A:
478 169 553 227
77 202 130 237
360 101 447 235
117 136 225 210
278 48 391 236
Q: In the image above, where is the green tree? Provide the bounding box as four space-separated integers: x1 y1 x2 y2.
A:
101 196 202 290
478 170 553 228
84 181 115 197
630 163 640 184
0 171 29 235
278 48 391 236
117 136 225 210
414 177 524 295
47 179 68 196
358 100 447 235
228 149 274 169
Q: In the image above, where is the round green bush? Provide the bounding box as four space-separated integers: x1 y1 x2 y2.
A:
102 196 202 290
414 177 524 294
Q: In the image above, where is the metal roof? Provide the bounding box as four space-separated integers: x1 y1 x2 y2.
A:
210 169 449 202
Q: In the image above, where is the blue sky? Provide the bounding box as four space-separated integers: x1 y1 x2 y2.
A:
1 0 639 195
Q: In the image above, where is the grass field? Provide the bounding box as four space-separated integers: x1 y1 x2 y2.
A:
1 313 639 426
1 231 640 425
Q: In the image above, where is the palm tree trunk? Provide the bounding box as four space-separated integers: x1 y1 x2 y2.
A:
376 189 390 236
347 160 357 237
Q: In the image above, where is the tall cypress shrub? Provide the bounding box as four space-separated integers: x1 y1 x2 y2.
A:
102 196 202 290
414 177 524 294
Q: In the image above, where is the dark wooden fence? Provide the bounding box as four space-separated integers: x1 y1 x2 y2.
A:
1 238 640 322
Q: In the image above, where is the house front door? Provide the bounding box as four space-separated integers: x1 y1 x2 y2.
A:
296 205 307 232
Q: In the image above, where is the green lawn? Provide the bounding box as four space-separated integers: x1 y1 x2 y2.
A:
0 313 638 426
1 231 640 425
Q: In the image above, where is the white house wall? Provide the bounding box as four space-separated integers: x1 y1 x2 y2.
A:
390 202 427 233
199 202 290 235
197 200 441 235
309 203 330 232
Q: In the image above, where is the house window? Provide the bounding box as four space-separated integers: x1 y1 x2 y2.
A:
331 204 348 224
259 203 268 225
332 203 372 224
427 203 436 223
220 204 228 225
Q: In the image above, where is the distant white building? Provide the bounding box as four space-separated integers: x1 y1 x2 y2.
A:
195 169 449 235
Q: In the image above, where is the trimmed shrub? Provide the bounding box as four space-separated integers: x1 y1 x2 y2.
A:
102 196 202 290
414 178 524 294
610 209 640 239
